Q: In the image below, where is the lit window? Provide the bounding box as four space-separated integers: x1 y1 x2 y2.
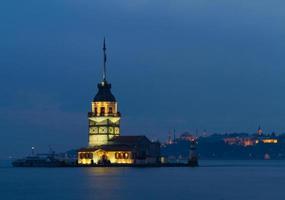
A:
124 153 129 159
118 153 123 159
108 107 113 114
100 107 105 115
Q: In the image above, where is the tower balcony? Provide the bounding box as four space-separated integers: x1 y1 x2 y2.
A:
88 112 121 118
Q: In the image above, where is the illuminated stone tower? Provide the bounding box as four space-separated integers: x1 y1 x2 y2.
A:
88 39 121 146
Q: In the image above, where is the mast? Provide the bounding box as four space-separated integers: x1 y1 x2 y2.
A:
103 38 107 81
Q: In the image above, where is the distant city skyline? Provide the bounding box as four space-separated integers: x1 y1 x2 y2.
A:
1 0 285 158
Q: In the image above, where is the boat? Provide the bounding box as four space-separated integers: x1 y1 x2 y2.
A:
12 153 67 167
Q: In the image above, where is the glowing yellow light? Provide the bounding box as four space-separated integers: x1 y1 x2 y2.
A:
78 150 133 165
262 139 278 144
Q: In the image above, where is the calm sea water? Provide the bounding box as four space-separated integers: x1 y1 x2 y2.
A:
0 160 285 200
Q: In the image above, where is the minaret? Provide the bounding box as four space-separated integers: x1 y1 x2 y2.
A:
88 39 121 146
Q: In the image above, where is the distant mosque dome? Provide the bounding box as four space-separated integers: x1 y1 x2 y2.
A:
93 81 116 102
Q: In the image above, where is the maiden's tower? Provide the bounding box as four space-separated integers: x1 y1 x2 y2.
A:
77 40 161 165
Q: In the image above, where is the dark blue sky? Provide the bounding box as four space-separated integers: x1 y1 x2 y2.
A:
1 0 285 158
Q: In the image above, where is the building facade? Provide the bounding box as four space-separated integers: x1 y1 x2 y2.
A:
78 136 160 165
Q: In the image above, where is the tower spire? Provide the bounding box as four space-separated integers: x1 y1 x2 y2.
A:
103 38 107 81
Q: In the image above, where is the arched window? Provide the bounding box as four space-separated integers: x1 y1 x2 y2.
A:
123 153 129 159
118 153 122 159
108 107 113 114
100 107 105 115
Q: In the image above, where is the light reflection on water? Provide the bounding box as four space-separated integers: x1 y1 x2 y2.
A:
0 161 285 200
85 167 124 176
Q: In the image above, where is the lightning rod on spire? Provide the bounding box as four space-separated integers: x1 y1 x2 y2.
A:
103 38 107 81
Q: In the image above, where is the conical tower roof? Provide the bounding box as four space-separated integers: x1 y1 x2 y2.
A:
93 81 116 102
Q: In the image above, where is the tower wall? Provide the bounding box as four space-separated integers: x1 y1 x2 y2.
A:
88 101 120 146
87 39 120 147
